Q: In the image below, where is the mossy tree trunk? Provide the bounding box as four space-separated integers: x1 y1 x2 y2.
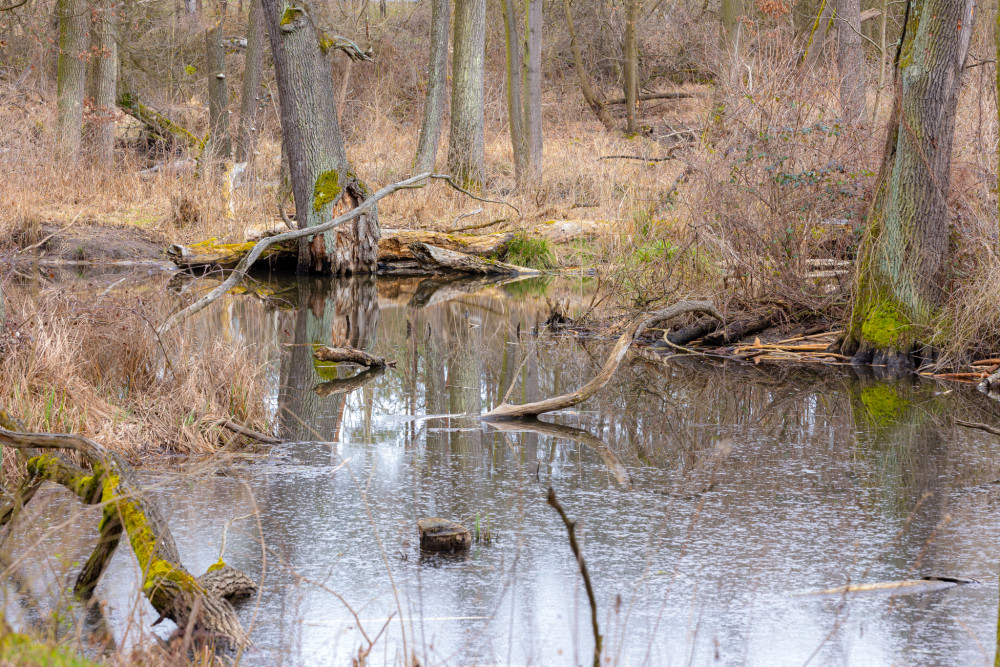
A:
261 0 378 274
522 0 543 174
846 0 975 370
502 0 528 189
56 0 89 160
237 0 265 166
206 14 232 161
836 0 868 124
413 0 450 175
84 0 117 164
623 0 639 135
447 0 487 189
802 0 834 71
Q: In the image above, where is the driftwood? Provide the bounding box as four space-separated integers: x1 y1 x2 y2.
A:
314 345 390 368
482 300 721 419
408 242 540 276
702 310 781 346
0 426 254 648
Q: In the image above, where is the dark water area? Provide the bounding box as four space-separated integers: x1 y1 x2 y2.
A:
3 270 1000 665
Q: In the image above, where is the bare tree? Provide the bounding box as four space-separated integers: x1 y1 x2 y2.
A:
836 0 867 124
623 0 639 134
447 0 487 188
85 0 117 164
802 0 834 70
413 0 450 175
236 0 265 165
503 0 528 188
56 0 88 159
206 6 231 160
719 0 742 83
261 0 378 274
562 0 617 132
522 0 543 173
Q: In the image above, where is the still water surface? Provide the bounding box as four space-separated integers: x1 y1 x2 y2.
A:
4 272 1000 665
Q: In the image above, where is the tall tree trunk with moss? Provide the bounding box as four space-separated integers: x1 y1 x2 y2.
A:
261 0 378 274
845 0 975 370
836 0 868 124
447 0 487 188
802 0 834 70
624 0 639 134
85 0 117 164
503 0 528 188
237 0 265 166
413 0 450 174
56 0 88 160
206 15 232 160
523 0 543 173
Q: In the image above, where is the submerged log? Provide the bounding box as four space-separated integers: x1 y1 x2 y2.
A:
408 242 539 276
0 427 253 649
417 518 472 552
482 300 721 419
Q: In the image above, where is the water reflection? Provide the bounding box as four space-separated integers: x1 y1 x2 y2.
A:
2 273 999 665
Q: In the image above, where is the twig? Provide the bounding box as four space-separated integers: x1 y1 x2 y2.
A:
449 207 483 228
17 207 88 255
547 487 602 667
448 217 510 234
954 419 1000 437
433 173 521 216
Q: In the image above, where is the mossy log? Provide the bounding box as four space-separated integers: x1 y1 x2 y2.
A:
314 345 388 368
117 92 203 152
0 427 254 649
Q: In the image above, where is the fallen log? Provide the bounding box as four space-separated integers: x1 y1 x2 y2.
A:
314 345 390 368
314 366 386 397
0 427 254 649
663 316 719 346
702 310 781 346
378 230 513 262
408 242 540 276
482 300 720 419
606 91 697 104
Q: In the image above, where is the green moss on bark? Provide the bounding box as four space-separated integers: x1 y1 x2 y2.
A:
313 170 341 212
859 300 912 350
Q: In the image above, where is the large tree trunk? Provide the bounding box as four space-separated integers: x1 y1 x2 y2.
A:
447 0 487 189
719 0 743 84
522 0 543 173
802 0 835 71
561 0 617 132
206 16 232 160
261 0 378 274
846 0 975 370
236 0 265 165
836 0 868 125
502 0 528 188
56 0 89 160
623 0 638 134
413 0 450 175
84 0 117 164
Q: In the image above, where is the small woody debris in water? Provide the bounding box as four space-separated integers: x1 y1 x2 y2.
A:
418 518 472 552
797 576 978 598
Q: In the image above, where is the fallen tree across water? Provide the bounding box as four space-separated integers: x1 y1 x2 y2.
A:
482 300 721 419
0 422 255 649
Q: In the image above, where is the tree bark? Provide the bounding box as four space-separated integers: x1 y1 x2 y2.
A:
522 0 543 173
836 0 868 125
802 0 835 70
206 18 232 160
448 0 487 189
85 0 117 164
261 0 378 274
562 0 617 132
413 0 450 175
719 0 743 84
236 0 265 165
846 0 975 369
56 0 89 160
624 0 639 134
502 0 528 188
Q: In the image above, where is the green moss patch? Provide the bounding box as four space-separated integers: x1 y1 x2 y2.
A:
860 300 912 350
313 170 341 213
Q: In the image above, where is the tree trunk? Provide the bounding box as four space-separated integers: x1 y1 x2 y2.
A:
56 0 89 160
719 0 743 84
206 18 232 160
562 0 617 132
236 0 265 165
502 0 528 188
802 0 835 70
261 0 378 274
85 0 117 164
846 0 975 370
836 0 868 125
447 0 487 189
413 0 450 175
184 0 198 15
522 0 543 173
623 0 639 134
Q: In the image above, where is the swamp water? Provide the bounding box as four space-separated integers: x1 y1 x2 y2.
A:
3 270 1000 665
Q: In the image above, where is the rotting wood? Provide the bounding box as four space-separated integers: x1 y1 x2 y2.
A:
408 242 540 277
702 310 781 346
606 90 697 104
663 316 719 346
0 427 254 649
482 300 720 419
314 345 392 368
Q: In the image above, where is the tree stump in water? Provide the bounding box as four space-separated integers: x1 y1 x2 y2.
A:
418 518 472 552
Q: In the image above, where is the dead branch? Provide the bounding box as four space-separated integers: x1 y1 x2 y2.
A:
954 419 1000 437
314 345 391 368
547 487 602 667
408 242 539 276
606 90 698 104
482 300 720 419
